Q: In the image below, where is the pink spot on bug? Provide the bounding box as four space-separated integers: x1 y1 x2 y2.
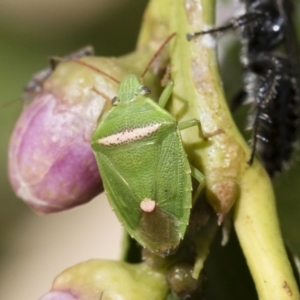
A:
140 198 156 213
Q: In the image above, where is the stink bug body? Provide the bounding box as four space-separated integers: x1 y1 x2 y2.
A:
77 36 205 256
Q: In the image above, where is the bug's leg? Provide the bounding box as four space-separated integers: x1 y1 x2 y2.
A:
158 80 223 138
178 119 199 129
187 22 235 40
161 64 171 87
248 104 262 167
187 12 265 40
178 119 223 139
158 79 174 108
190 165 206 204
247 67 278 166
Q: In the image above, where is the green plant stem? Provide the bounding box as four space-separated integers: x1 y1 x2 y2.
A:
139 0 299 299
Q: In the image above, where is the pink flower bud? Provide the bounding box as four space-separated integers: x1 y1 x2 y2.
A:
8 57 125 213
8 93 103 213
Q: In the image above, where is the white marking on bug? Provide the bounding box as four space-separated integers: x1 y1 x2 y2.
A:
98 123 161 145
140 198 156 213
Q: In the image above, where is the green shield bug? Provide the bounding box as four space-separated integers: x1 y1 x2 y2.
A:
75 34 206 257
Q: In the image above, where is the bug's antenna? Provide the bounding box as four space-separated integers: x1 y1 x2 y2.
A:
73 59 120 84
140 32 176 79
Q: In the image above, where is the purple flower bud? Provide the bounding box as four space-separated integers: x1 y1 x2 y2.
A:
8 93 103 213
8 57 127 213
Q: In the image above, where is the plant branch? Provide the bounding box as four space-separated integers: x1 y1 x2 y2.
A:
139 0 299 299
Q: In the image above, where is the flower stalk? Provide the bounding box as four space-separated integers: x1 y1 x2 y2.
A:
138 0 299 299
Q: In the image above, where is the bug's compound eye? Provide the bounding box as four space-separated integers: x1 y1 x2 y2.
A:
111 96 119 105
140 86 151 95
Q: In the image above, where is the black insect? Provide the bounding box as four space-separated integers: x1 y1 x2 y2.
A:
187 0 300 177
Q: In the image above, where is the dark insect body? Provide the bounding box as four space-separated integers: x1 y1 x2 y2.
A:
188 0 300 176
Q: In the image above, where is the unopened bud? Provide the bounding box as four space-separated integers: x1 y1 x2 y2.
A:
8 92 104 213
39 259 168 300
8 57 124 213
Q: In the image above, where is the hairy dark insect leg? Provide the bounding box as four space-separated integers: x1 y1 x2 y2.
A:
247 68 278 166
187 11 266 40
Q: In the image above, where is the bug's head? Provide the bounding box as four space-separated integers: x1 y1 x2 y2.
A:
113 74 151 105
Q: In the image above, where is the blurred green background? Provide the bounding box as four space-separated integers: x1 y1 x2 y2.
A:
0 1 300 300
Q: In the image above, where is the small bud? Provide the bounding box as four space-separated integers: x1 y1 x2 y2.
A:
39 259 168 300
8 93 103 213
